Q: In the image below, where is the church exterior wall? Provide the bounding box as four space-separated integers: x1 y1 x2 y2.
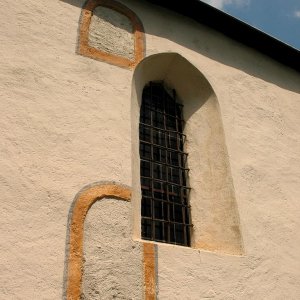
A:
0 0 299 299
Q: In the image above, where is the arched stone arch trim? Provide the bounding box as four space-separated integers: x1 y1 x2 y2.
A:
78 0 145 69
65 183 131 299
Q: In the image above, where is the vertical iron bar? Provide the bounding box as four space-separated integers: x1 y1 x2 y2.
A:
150 82 155 241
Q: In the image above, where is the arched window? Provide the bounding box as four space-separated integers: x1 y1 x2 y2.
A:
132 53 243 255
139 82 192 246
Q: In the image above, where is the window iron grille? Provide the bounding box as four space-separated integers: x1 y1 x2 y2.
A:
140 82 192 247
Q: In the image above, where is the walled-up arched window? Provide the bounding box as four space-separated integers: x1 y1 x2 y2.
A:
139 82 192 246
78 0 145 69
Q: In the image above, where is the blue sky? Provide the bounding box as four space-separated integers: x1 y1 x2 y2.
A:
201 0 300 49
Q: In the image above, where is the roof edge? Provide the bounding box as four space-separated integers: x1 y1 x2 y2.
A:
145 0 300 72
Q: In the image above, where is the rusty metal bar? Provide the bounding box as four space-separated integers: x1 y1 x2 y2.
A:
140 82 192 247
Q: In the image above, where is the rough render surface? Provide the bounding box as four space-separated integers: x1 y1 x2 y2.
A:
0 0 300 299
82 198 143 299
89 6 134 60
0 1 133 298
156 243 300 299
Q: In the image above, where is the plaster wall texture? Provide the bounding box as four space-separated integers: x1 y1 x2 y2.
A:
89 6 134 60
82 198 143 299
0 0 299 299
1 1 132 298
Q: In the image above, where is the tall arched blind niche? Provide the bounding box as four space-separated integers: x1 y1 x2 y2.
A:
139 82 192 246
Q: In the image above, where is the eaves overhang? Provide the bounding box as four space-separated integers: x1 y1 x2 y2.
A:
145 0 300 73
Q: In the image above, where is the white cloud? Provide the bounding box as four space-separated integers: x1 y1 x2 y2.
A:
201 0 249 9
294 10 300 18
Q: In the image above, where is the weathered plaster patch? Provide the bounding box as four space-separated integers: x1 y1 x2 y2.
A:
65 183 131 299
89 6 134 60
65 182 157 300
78 0 145 69
82 197 143 299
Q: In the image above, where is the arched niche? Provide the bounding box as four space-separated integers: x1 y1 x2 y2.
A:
131 53 243 255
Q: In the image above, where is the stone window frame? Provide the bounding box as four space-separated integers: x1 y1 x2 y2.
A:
78 0 145 69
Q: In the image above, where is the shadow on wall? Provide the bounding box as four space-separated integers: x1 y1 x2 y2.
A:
61 0 300 93
61 0 84 8
131 53 244 255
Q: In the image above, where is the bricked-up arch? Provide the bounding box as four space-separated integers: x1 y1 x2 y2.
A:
78 0 145 69
65 183 131 299
64 183 156 299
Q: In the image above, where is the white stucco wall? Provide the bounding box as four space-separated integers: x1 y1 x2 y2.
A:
0 0 299 299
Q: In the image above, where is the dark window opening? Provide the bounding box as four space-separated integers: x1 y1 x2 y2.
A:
139 82 192 247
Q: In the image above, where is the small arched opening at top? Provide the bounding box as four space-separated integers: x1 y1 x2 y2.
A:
131 53 244 254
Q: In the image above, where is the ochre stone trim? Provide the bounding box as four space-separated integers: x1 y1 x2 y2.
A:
78 0 145 69
66 184 131 300
143 243 156 300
